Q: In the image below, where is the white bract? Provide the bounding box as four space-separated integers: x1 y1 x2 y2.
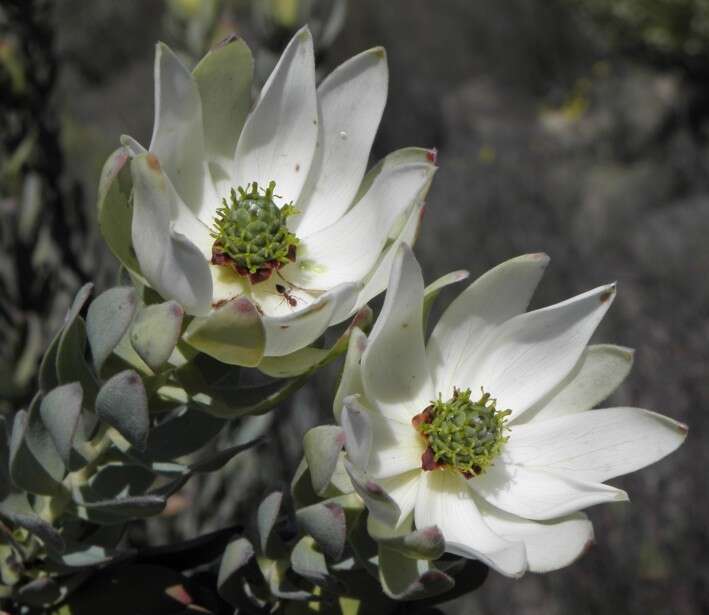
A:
336 245 687 578
105 28 436 367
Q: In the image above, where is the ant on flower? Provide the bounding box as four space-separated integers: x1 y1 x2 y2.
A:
271 271 325 310
275 283 299 308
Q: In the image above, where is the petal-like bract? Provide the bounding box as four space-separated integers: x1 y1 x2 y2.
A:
339 247 686 577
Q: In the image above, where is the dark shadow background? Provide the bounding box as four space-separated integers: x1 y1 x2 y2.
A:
2 1 708 613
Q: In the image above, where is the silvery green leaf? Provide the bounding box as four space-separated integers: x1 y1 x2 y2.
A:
135 405 225 462
78 494 166 518
0 509 64 554
38 334 62 395
218 536 254 606
105 330 154 378
88 463 156 499
327 453 354 496
10 396 65 496
177 351 241 389
189 437 261 473
290 535 330 586
86 286 138 373
344 461 400 528
183 296 265 367
147 473 190 499
378 545 453 601
47 543 126 570
178 376 308 419
257 346 329 379
382 526 446 561
39 283 93 394
290 459 319 509
39 382 83 465
96 370 149 451
16 576 62 607
56 316 99 403
341 396 372 471
97 148 143 278
296 501 346 561
303 425 344 496
78 524 126 551
129 301 184 371
367 516 445 561
261 558 311 601
422 269 470 329
257 491 283 558
16 570 90 607
345 508 378 576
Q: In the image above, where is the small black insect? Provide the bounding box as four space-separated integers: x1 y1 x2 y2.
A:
275 283 299 308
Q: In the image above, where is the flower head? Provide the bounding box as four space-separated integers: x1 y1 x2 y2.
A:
336 245 687 577
415 388 511 476
210 181 299 283
100 29 435 367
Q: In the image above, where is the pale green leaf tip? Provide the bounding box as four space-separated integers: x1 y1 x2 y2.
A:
521 252 550 265
298 26 312 42
371 47 386 61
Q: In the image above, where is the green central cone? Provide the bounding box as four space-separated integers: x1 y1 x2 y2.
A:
210 181 299 284
415 388 511 477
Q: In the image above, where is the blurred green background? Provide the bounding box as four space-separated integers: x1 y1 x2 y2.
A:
1 1 708 613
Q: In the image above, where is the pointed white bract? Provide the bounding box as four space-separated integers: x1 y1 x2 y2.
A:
336 245 687 577
109 29 436 366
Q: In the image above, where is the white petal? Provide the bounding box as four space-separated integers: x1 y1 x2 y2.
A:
131 153 212 316
415 470 527 577
232 27 317 206
357 202 423 308
505 407 687 483
515 344 635 424
249 274 323 318
209 264 249 306
470 283 617 420
361 245 434 422
479 503 594 573
426 253 549 400
345 461 401 527
295 47 388 237
120 134 146 156
377 472 422 529
261 282 359 357
291 162 435 290
149 43 219 222
333 328 368 423
353 148 436 308
353 146 437 205
367 411 425 480
469 459 628 521
192 36 253 168
341 396 373 471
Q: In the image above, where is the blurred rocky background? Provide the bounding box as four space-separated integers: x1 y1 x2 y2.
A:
1 0 707 613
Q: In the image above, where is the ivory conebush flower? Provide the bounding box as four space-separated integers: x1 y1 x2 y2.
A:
99 28 436 367
336 245 687 578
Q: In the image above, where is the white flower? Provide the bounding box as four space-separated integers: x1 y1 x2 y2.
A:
101 28 436 367
336 245 687 578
